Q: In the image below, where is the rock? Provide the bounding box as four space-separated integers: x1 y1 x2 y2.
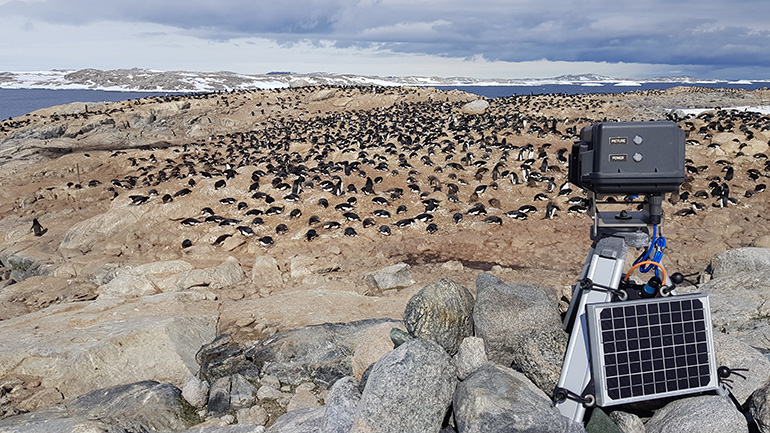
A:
608 411 644 433
753 235 770 249
585 408 623 433
403 279 475 356
453 364 564 433
713 332 770 405
183 375 210 408
177 256 245 290
749 378 770 433
97 259 195 298
461 99 490 115
286 388 319 413
442 260 464 271
351 322 401 379
363 263 415 294
351 338 457 433
472 272 567 392
390 327 414 347
710 247 770 279
208 376 232 415
237 405 269 426
322 377 361 433
265 407 326 433
0 381 201 432
252 255 283 288
256 384 283 401
645 395 748 433
0 253 54 282
183 425 265 433
243 319 401 387
453 337 488 380
230 374 257 410
59 202 142 257
679 270 770 351
0 292 217 412
197 334 258 383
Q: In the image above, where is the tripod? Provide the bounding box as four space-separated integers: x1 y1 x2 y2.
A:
554 193 664 424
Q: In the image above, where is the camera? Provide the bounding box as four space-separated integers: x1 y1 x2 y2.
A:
569 121 686 194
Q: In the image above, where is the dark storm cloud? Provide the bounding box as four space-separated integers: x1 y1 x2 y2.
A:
3 0 768 71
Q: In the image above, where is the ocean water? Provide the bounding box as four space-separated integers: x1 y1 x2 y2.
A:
0 88 184 121
1 81 769 120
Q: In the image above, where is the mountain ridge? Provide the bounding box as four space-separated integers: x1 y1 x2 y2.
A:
0 68 755 93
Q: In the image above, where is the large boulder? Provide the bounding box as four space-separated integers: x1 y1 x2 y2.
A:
364 263 415 294
176 256 245 291
198 319 401 387
0 291 217 414
749 378 770 433
265 407 326 433
321 377 361 433
453 364 564 433
351 338 457 433
472 273 567 392
710 247 770 279
679 269 770 351
462 100 490 115
713 332 770 405
0 381 200 432
403 279 475 356
644 395 748 433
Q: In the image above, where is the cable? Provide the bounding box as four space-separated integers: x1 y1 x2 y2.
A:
625 260 668 287
633 225 667 279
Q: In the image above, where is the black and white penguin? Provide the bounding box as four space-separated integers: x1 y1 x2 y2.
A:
31 218 47 236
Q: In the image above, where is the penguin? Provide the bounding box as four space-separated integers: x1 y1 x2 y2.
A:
543 201 560 219
181 239 192 248
344 227 358 237
31 218 47 236
259 236 274 246
426 223 438 234
452 213 464 223
306 229 319 241
378 225 391 236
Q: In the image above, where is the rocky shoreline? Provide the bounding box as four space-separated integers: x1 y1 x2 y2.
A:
0 85 769 432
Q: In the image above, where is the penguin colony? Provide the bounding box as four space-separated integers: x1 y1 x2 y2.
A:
7 86 769 251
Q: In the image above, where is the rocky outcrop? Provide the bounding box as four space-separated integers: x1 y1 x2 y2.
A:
645 395 748 433
473 272 567 392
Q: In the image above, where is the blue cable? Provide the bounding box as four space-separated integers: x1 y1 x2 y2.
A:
634 225 666 279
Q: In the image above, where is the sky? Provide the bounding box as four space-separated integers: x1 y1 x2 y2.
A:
0 0 768 80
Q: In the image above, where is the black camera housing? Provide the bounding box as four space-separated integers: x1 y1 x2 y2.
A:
569 121 686 194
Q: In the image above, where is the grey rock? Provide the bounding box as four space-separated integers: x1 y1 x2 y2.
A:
183 375 210 408
256 384 283 401
230 374 258 409
461 100 490 115
208 376 233 415
645 395 748 433
266 407 326 433
322 377 361 433
182 426 265 433
177 256 245 290
352 339 457 433
0 252 54 282
364 263 415 293
679 270 770 351
252 255 283 288
197 334 258 383
608 411 644 433
403 279 475 355
244 319 401 387
453 364 564 433
713 332 770 405
390 327 414 347
472 272 567 392
453 337 488 380
710 247 770 279
749 379 770 433
0 381 201 432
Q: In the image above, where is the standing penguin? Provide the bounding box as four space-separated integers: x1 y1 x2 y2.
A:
31 218 47 236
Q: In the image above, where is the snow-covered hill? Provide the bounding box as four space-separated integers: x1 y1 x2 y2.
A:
0 68 748 93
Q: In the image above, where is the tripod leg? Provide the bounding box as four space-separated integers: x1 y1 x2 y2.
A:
555 236 628 425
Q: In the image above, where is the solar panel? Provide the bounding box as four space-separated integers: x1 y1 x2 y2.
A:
586 294 719 407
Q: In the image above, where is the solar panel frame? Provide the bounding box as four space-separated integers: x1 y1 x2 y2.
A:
586 294 719 407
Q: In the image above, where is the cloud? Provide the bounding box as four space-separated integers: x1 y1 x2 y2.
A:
0 0 768 78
